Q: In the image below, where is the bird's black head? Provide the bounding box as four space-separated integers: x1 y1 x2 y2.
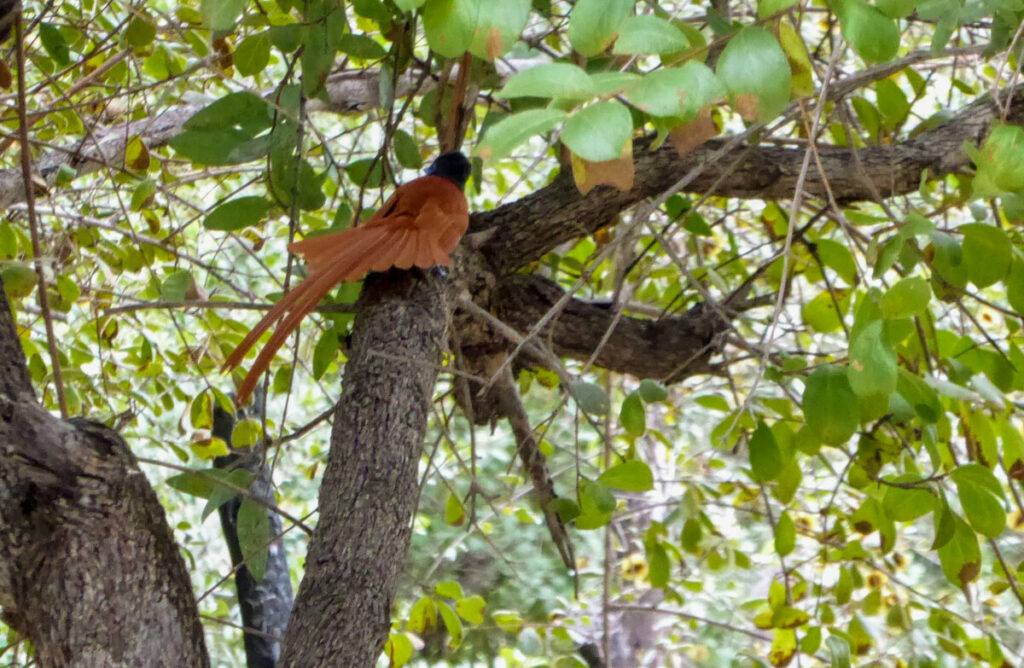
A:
425 151 472 191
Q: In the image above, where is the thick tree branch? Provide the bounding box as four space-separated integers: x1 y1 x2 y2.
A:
473 87 1024 274
492 274 730 383
0 279 208 667
280 270 452 667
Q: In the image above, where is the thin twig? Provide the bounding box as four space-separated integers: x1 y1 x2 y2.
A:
15 10 67 417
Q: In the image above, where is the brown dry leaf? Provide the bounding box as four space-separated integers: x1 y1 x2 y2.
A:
733 92 760 121
0 59 11 90
571 145 634 195
485 27 503 60
669 108 717 156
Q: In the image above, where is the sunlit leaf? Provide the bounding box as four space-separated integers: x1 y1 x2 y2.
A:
476 108 568 163
836 0 901 63
561 101 633 162
716 27 792 122
568 0 633 56
599 460 654 491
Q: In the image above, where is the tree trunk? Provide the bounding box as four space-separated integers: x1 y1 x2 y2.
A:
0 278 209 667
280 270 451 666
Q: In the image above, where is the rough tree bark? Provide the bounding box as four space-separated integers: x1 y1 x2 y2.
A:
0 280 208 667
279 270 452 666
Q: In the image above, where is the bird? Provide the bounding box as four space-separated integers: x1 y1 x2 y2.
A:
224 151 472 406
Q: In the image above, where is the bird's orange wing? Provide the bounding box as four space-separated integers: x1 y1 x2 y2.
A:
224 174 469 406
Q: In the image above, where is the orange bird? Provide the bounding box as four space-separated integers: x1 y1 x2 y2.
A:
224 151 472 405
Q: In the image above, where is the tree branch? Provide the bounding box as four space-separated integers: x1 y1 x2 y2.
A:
473 86 1024 274
493 274 731 383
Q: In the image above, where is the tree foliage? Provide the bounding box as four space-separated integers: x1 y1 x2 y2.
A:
3 0 1024 665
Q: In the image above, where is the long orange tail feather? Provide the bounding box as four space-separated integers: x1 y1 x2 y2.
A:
225 222 454 405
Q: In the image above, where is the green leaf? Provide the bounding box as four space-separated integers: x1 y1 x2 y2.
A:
39 23 71 67
814 239 858 285
848 320 898 397
619 392 646 436
469 0 530 60
312 327 340 380
879 276 930 319
445 492 465 526
716 27 792 122
638 379 668 402
384 633 413 666
393 130 423 169
836 0 900 63
476 108 568 164
876 79 910 129
2 262 38 299
611 15 689 55
161 270 191 301
338 33 387 60
1007 258 1024 315
951 464 1006 537
802 366 860 445
969 124 1024 197
270 24 303 53
929 230 967 288
438 601 463 648
681 517 702 553
646 541 670 587
235 495 272 586
598 460 654 491
203 196 271 231
876 0 917 17
826 635 852 668
896 369 940 422
496 63 596 100
589 71 642 96
492 610 524 633
759 0 799 16
547 497 580 522
568 0 633 56
231 417 262 448
569 379 610 415
625 62 724 119
960 223 1011 288
423 0 479 57
775 511 796 556
170 129 271 166
802 290 849 333
881 475 936 520
301 22 333 96
435 581 464 599
396 0 427 10
576 479 616 529
235 32 271 75
851 497 896 552
237 498 270 581
407 597 438 634
202 0 246 31
937 512 982 588
345 158 385 189
749 420 784 481
455 595 486 624
561 101 633 162
125 15 157 48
